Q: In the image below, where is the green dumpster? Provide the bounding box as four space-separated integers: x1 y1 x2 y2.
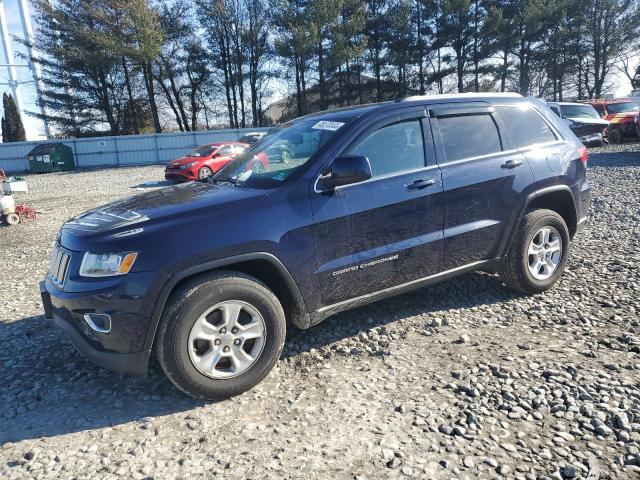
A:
27 143 75 173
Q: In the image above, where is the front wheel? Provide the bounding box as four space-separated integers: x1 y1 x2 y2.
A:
156 271 286 400
608 128 623 144
198 166 213 180
498 209 570 294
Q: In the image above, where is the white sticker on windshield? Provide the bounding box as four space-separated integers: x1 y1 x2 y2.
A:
312 121 345 131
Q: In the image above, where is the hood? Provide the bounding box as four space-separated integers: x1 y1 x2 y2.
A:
62 181 267 237
566 116 609 126
169 155 207 166
609 113 639 123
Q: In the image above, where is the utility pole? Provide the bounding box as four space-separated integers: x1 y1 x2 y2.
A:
17 0 50 138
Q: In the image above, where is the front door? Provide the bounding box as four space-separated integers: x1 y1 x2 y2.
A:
310 108 444 306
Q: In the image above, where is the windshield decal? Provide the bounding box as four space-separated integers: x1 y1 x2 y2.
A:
312 121 345 131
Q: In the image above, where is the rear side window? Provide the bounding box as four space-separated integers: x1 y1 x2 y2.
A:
437 114 502 162
496 107 557 148
346 120 425 177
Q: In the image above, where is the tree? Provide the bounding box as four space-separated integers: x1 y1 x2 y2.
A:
157 3 211 131
308 0 342 110
583 0 640 97
330 0 367 106
273 0 315 117
439 0 475 92
118 0 165 133
245 0 273 126
385 0 413 96
2 93 27 142
364 0 388 100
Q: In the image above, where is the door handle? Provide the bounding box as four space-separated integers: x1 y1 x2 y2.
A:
501 159 524 169
406 178 436 190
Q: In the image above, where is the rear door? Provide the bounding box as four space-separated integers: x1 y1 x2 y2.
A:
493 104 567 180
310 107 444 306
430 103 534 269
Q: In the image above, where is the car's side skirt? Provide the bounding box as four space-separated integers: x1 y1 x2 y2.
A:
308 258 501 326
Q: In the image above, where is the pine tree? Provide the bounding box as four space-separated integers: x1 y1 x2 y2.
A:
2 93 26 142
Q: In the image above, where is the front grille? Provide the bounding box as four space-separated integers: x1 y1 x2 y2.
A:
48 245 71 287
571 124 602 137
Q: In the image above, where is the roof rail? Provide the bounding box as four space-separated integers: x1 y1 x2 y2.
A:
400 92 522 102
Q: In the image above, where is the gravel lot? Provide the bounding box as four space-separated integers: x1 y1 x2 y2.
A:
1 143 639 479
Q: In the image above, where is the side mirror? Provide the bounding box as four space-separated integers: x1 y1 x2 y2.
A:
321 155 372 190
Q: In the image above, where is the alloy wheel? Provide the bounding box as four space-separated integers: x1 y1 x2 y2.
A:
199 167 213 179
527 226 563 280
188 301 266 379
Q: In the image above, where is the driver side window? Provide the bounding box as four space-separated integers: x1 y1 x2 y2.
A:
218 145 233 155
345 120 426 177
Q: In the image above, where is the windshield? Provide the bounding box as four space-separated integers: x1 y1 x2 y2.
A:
561 105 600 119
190 145 217 157
212 118 351 188
607 102 639 115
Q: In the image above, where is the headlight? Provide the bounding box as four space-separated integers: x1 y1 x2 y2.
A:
180 162 197 170
79 252 138 277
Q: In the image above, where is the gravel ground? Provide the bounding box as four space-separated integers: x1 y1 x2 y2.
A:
1 143 639 479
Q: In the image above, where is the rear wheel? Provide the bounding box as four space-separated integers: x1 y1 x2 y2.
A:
198 166 213 180
498 209 570 294
156 271 286 400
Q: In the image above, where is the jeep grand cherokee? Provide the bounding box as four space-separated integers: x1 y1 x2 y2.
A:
41 93 591 399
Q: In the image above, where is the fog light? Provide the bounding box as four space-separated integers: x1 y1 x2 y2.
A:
83 313 112 334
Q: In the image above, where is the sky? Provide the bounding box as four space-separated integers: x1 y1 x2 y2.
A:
1 0 639 141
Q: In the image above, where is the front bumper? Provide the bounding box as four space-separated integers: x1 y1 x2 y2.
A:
578 132 603 146
165 170 195 181
41 277 154 377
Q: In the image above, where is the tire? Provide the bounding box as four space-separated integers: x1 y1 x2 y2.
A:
198 166 213 180
498 209 570 295
156 271 286 400
608 128 623 144
281 150 291 163
252 162 264 173
5 213 19 226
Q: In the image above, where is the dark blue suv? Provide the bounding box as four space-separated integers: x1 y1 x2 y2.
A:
41 94 591 399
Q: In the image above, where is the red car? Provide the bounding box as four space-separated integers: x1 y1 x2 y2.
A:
165 142 268 181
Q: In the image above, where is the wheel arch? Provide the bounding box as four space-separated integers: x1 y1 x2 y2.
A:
144 253 310 351
502 185 578 258
524 186 578 239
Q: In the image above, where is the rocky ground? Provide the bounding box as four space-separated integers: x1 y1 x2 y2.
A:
1 143 639 479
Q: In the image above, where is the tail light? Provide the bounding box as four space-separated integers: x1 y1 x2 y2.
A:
578 145 588 164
